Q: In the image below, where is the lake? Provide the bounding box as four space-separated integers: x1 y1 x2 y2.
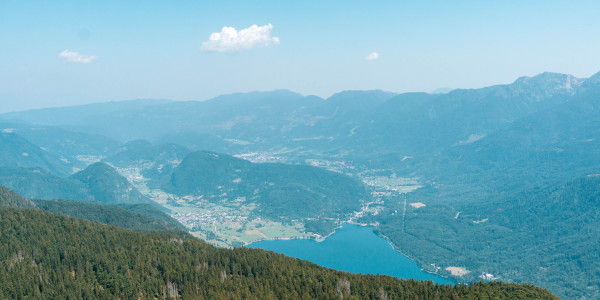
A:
247 223 453 285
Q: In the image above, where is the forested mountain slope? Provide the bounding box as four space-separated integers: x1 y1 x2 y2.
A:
34 199 186 235
162 151 370 220
0 208 557 299
0 132 77 176
70 162 151 204
0 167 93 201
0 121 119 163
103 141 191 181
371 174 600 299
1 73 590 158
1 71 598 298
0 163 150 204
0 185 35 208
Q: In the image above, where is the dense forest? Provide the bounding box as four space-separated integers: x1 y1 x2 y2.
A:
33 199 187 235
0 208 557 299
1 71 598 298
161 151 370 220
366 174 600 299
0 162 149 205
0 185 35 208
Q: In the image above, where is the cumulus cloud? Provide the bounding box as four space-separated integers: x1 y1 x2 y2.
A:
366 52 380 60
201 24 280 52
59 50 97 63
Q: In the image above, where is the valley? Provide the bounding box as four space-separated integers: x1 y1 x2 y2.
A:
122 165 312 247
1 70 599 298
117 159 422 248
5 2 598 297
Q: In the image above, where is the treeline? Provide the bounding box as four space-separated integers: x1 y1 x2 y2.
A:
0 208 557 299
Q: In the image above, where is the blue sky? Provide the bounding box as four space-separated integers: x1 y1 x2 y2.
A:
1 0 600 112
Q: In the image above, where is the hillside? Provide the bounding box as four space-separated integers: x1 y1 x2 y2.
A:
412 79 600 197
70 162 151 204
0 132 76 176
0 208 557 299
368 174 600 299
1 71 599 297
0 74 588 157
0 185 35 208
0 121 119 164
34 199 186 235
0 163 150 205
0 167 93 201
162 151 369 221
103 141 191 181
0 99 172 141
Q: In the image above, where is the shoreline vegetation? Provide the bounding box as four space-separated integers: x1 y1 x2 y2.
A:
372 225 458 284
0 208 559 299
246 220 458 284
123 157 460 285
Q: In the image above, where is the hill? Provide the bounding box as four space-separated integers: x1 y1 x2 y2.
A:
0 121 119 165
1 71 599 297
369 174 600 299
0 208 557 299
70 162 151 204
103 141 191 182
0 99 172 141
0 185 35 208
0 184 184 236
0 76 584 157
162 151 369 221
0 91 311 143
0 163 149 205
0 167 93 201
0 132 76 176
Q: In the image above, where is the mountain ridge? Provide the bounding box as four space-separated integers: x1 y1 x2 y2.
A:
0 207 558 299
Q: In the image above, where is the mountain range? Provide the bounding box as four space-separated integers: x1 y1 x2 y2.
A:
0 201 555 299
0 70 599 298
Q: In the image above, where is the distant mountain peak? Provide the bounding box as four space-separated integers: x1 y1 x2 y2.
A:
208 89 305 102
430 87 454 94
515 72 581 86
326 90 397 102
508 72 584 99
581 70 600 88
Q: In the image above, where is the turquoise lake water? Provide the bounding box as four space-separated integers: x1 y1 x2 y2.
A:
247 224 453 285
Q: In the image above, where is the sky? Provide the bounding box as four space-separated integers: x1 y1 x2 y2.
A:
1 0 600 113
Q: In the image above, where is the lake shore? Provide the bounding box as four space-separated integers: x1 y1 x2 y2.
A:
247 223 454 285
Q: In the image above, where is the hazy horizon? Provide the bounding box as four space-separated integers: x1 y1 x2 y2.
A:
2 68 598 114
2 1 600 113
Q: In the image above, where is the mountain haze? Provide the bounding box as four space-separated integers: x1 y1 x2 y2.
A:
0 132 77 176
1 70 599 298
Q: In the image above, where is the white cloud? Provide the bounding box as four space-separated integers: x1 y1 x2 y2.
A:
366 52 380 60
59 50 97 63
201 24 280 52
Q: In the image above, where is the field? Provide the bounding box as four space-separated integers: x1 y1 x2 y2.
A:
117 160 425 248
